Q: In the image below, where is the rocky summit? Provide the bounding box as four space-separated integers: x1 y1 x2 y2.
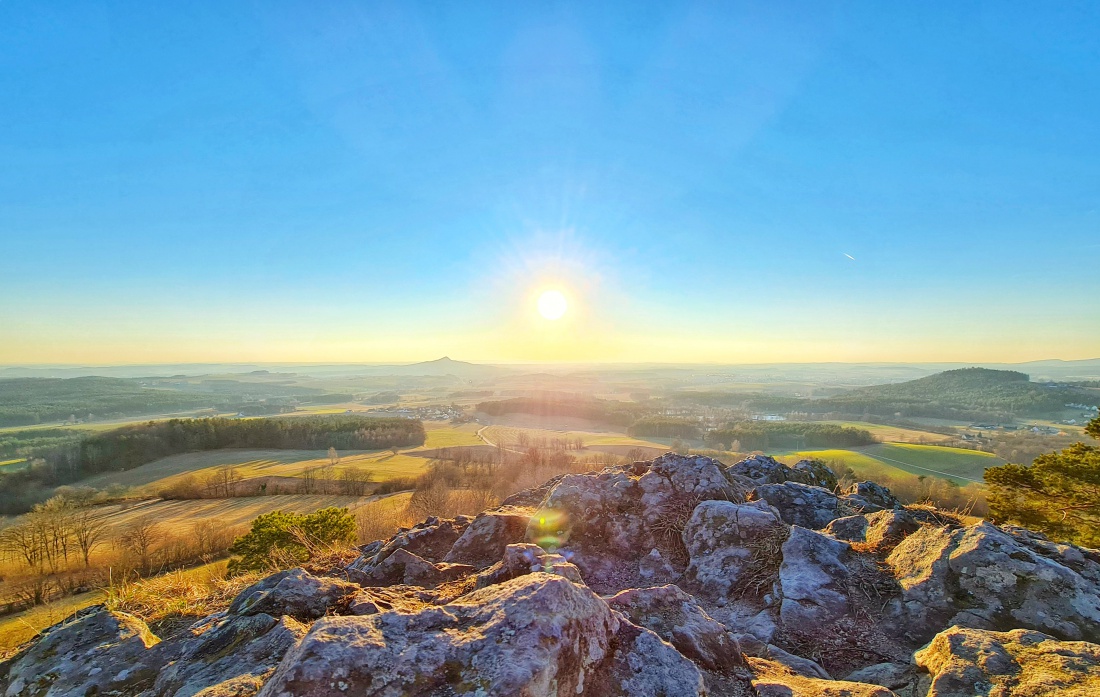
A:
7 453 1100 696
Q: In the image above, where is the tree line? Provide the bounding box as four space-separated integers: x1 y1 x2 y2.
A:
0 416 425 514
704 422 876 451
75 416 425 474
476 394 643 427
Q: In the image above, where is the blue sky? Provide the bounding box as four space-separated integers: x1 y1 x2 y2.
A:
1 1 1098 363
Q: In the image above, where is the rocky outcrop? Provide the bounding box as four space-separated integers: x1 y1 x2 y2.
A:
6 452 1100 697
228 568 358 620
443 507 532 568
152 613 306 697
914 625 1100 696
606 584 743 671
753 481 843 530
843 481 902 513
3 608 160 697
886 522 1100 642
779 526 852 627
683 499 788 597
257 573 620 696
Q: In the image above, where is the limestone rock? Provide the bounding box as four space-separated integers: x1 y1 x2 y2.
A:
914 625 1100 697
825 515 870 542
842 663 919 695
228 568 358 620
779 526 852 627
442 506 532 568
3 607 160 697
842 481 902 513
749 658 898 696
790 458 840 491
754 481 842 530
475 542 583 588
590 617 712 696
152 613 306 697
606 584 743 671
346 516 468 577
258 573 620 697
729 454 797 484
825 509 919 551
638 453 746 522
886 522 1100 642
352 547 474 587
683 499 788 597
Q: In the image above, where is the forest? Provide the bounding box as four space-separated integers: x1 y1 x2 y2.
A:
705 422 876 451
476 394 643 426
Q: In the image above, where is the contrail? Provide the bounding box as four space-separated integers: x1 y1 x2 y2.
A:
843 253 856 261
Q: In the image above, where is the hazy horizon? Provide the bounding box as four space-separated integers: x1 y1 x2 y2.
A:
2 3 1098 364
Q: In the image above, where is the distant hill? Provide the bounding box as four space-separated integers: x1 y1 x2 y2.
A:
812 368 1087 420
386 357 504 379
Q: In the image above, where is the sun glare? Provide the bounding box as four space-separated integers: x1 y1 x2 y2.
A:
537 290 568 320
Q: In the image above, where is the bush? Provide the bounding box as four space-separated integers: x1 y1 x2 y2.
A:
227 507 357 574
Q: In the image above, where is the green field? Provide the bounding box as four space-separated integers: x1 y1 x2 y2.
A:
863 443 1001 483
779 443 1001 485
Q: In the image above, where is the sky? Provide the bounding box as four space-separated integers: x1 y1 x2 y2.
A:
1 1 1098 364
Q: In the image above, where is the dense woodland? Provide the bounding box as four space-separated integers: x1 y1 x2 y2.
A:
476 394 643 426
705 422 876 451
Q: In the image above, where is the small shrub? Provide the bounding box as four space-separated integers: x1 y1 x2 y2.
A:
227 507 357 574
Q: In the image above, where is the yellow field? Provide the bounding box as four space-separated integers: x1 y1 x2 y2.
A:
821 421 953 444
89 493 393 531
69 422 477 494
480 424 664 450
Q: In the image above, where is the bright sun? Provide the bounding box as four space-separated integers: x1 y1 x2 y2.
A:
537 290 568 320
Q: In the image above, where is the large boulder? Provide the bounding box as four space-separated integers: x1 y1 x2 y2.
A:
347 515 469 574
349 547 474 587
825 509 920 552
606 584 743 671
754 481 843 530
637 453 747 520
789 459 840 491
588 618 712 696
683 499 788 598
842 481 902 513
886 522 1100 642
258 573 620 697
2 607 160 697
914 625 1100 696
443 507 532 568
475 542 584 588
779 526 852 627
228 568 358 620
728 454 793 484
152 613 306 697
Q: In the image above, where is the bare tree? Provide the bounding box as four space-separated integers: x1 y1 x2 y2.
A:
328 447 340 466
72 507 108 568
118 515 162 575
338 466 373 496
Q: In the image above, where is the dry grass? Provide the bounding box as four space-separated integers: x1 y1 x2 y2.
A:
105 560 265 638
730 524 791 599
